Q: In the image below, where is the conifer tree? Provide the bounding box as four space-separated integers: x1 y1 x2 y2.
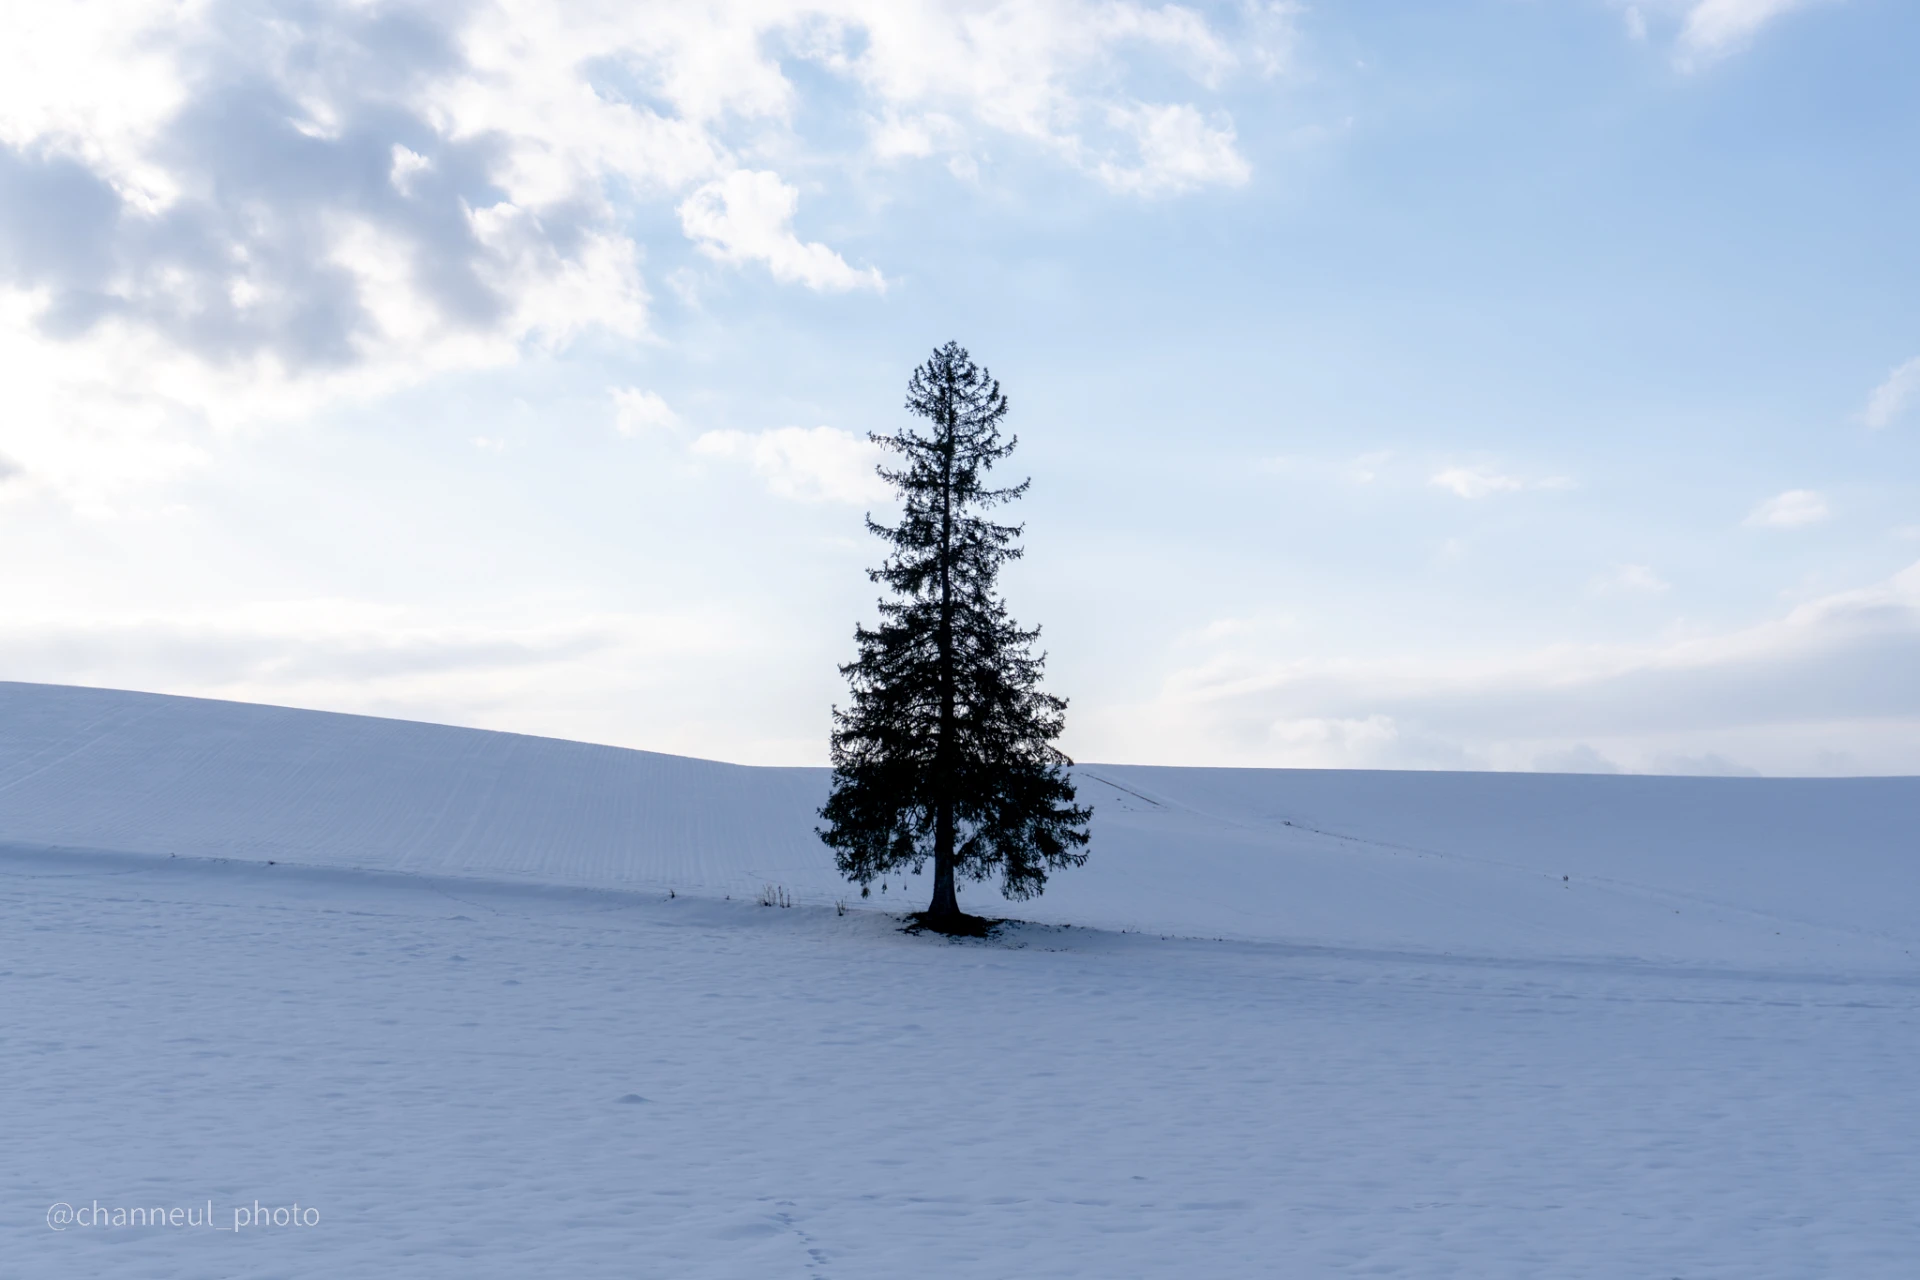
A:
819 341 1091 932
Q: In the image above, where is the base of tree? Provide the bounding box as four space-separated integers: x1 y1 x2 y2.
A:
903 909 1004 938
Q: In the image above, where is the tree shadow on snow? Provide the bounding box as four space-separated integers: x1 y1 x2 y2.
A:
901 910 1007 939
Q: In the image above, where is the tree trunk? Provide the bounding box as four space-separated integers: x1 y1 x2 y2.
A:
927 388 960 923
928 798 959 919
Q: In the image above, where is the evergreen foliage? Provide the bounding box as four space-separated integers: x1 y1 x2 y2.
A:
819 341 1091 929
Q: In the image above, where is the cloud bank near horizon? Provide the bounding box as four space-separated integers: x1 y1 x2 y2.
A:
5 555 1917 775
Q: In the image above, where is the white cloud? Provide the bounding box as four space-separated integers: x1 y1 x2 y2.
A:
1095 103 1250 196
869 110 960 161
679 170 884 292
692 425 890 503
0 0 190 213
1674 0 1829 66
388 145 432 196
1864 355 1920 430
0 0 1273 508
1432 467 1524 499
612 387 681 436
1594 564 1671 594
837 0 1267 185
1242 1 1306 77
1613 0 1833 67
1746 489 1829 528
1429 465 1571 499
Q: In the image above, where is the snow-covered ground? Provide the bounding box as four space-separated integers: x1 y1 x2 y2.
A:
5 682 1915 966
4 682 1917 1276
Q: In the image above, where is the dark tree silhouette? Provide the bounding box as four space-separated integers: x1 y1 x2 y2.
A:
819 341 1091 933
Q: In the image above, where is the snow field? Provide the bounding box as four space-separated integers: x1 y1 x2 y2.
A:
5 851 1916 1279
2 680 1917 1276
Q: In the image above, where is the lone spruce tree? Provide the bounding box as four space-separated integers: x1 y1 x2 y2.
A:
819 341 1091 933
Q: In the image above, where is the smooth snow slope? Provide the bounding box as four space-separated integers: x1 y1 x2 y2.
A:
2 681 1914 968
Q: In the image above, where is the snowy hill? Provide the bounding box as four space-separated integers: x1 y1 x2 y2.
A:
8 680 1919 1279
3 680 1913 968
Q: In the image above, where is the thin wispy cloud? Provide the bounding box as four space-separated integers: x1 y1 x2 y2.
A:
692 426 890 504
1593 564 1672 594
1674 0 1832 66
1352 450 1393 484
1747 489 1829 528
611 388 682 437
1093 104 1250 196
1864 355 1920 430
1429 466 1572 500
1614 0 1835 68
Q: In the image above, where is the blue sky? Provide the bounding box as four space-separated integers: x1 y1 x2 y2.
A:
1 0 1916 773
